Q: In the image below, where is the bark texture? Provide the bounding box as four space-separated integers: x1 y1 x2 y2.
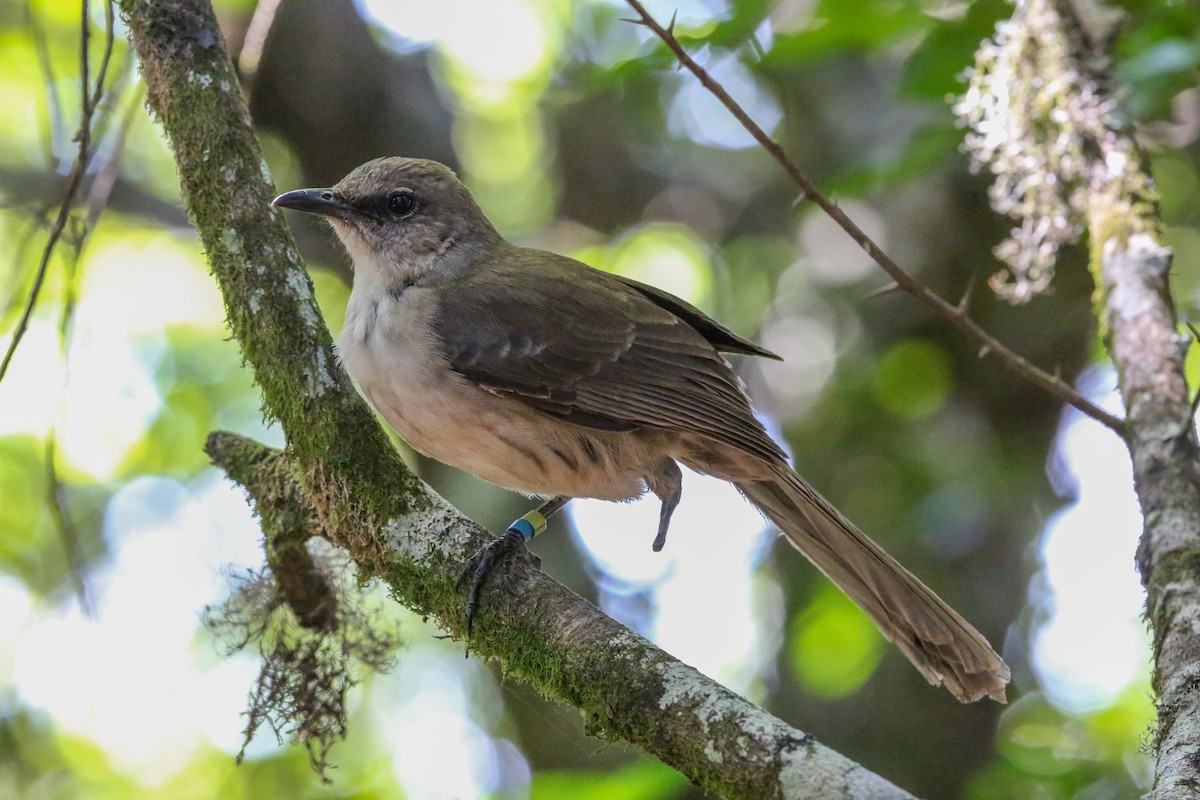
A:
117 0 915 795
1058 2 1200 796
1102 227 1200 798
1104 233 1200 800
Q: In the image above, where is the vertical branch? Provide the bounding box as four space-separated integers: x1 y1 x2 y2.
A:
961 0 1200 795
1041 4 1200 796
1105 230 1200 800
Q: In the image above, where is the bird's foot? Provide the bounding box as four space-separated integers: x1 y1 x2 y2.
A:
459 525 543 643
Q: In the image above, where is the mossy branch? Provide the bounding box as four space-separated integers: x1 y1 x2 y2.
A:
205 424 913 799
117 0 913 796
1047 3 1200 797
202 433 400 780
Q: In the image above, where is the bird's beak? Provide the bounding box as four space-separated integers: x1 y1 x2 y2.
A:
271 188 357 220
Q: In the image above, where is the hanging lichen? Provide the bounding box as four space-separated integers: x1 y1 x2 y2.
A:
955 0 1131 303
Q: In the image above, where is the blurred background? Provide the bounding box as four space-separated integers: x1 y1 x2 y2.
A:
3 0 1198 797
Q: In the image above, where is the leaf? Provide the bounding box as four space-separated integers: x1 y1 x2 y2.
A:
900 0 1011 102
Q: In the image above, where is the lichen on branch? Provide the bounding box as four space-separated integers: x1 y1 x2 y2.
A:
955 0 1143 303
203 543 400 781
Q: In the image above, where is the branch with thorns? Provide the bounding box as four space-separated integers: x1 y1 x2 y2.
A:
622 0 1124 435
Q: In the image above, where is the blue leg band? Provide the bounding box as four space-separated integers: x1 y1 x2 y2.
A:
507 510 548 540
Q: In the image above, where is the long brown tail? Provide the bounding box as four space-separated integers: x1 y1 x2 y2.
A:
737 465 1010 703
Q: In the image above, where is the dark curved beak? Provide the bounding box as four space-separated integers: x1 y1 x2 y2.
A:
271 188 356 220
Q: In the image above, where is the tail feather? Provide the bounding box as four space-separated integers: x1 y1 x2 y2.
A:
737 466 1010 703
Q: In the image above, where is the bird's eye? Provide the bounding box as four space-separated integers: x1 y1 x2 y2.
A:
387 191 417 218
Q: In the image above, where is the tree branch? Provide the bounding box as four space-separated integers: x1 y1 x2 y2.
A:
116 0 914 795
1041 0 1200 793
622 0 1125 435
951 0 1200 794
205 430 913 798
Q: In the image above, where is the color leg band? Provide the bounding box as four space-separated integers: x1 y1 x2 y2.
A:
507 509 548 540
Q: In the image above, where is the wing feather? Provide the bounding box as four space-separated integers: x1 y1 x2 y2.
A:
432 244 782 458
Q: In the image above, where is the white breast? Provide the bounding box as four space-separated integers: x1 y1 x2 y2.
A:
338 281 467 465
337 280 650 503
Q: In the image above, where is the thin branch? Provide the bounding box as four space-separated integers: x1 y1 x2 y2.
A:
87 1 116 117
10 0 123 611
0 0 116 385
622 0 1125 435
0 150 81 384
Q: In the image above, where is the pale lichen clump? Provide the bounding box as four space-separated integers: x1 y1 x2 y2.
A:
203 540 401 781
955 0 1128 303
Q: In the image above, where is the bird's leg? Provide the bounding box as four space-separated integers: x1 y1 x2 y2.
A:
647 459 683 552
460 495 571 641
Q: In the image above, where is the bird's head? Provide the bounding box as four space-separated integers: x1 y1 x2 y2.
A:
272 157 500 283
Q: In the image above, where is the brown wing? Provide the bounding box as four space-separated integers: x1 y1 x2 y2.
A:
432 244 785 463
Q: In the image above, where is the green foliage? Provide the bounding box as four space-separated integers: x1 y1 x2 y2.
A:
1115 0 1200 119
0 436 56 585
120 328 261 478
901 0 1013 102
872 338 953 419
530 760 688 800
965 689 1153 799
788 587 884 699
764 0 928 64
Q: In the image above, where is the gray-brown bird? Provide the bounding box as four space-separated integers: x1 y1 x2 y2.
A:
273 156 1010 703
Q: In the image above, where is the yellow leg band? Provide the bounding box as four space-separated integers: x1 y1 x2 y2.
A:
507 509 548 540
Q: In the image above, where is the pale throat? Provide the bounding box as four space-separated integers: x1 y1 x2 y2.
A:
332 221 442 290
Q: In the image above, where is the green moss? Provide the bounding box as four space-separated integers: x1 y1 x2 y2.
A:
1144 548 1200 677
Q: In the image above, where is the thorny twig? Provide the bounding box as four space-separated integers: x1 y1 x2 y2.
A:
622 0 1125 435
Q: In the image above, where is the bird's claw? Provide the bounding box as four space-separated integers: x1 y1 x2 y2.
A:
459 528 541 644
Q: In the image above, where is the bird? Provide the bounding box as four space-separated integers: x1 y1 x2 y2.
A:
272 156 1010 703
